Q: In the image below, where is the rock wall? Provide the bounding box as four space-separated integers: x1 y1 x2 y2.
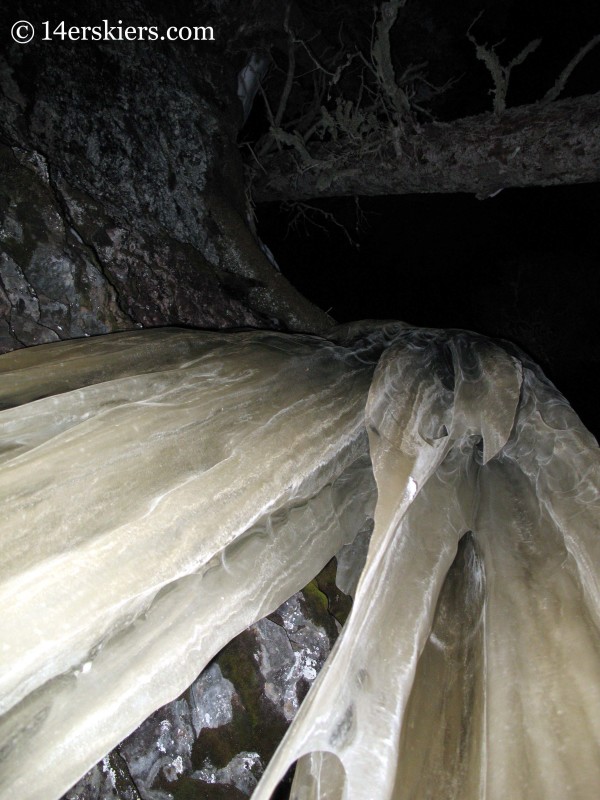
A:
0 0 330 353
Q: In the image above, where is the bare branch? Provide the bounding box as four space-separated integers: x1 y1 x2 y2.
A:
258 81 276 129
295 37 337 78
285 201 357 246
543 33 600 103
248 1 438 181
467 14 541 115
274 4 296 128
508 39 542 70
371 0 412 125
240 142 268 175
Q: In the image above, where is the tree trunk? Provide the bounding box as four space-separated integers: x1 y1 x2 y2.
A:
252 91 600 203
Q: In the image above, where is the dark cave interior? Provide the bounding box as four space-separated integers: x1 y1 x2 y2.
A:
257 182 600 439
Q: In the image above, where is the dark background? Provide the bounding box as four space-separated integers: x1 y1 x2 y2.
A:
257 184 600 436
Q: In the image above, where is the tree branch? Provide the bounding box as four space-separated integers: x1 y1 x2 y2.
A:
274 4 296 128
467 13 541 116
543 34 600 103
371 0 411 125
252 91 600 202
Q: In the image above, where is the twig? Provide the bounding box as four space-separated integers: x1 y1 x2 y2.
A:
285 201 358 247
274 4 296 128
543 34 600 103
467 12 541 115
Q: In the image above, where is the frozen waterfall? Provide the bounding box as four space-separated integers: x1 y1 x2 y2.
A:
0 323 599 800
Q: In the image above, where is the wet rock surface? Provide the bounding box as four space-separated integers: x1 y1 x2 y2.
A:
0 143 131 351
64 571 347 800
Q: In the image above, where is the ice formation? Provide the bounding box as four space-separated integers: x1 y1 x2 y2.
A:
0 323 599 800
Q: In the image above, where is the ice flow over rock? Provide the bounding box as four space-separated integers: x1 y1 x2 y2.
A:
0 322 599 800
